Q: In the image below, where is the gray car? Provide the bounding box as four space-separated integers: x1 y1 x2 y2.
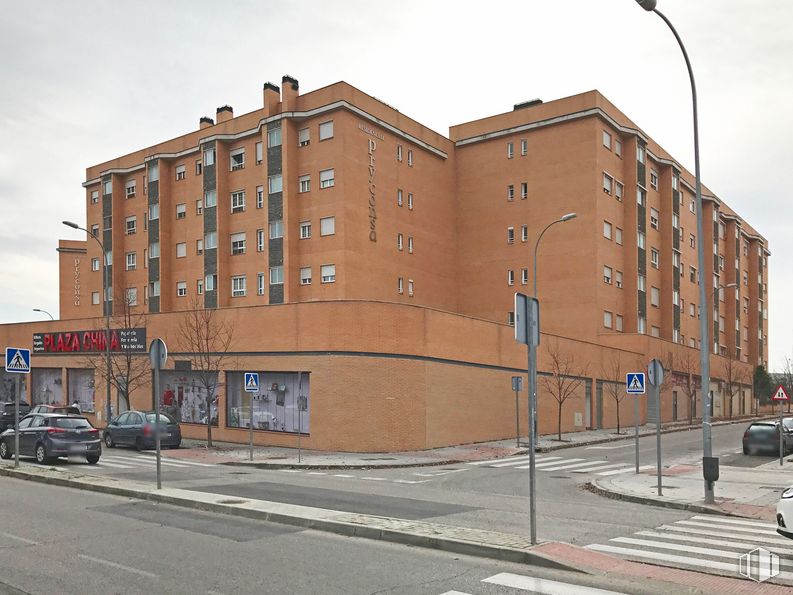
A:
0 413 101 464
104 410 181 451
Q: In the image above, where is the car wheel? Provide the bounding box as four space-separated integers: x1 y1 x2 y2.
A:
0 439 11 460
104 432 114 448
35 444 50 465
135 437 144 452
171 442 181 450
86 455 100 465
742 445 749 455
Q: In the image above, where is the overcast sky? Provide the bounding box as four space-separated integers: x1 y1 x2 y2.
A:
0 0 790 367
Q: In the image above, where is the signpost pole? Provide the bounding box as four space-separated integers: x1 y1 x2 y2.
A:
244 372 260 462
781 399 784 467
649 359 664 497
249 392 254 462
14 375 20 469
634 395 639 474
149 339 167 491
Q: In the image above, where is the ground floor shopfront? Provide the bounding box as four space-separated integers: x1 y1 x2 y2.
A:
0 301 770 452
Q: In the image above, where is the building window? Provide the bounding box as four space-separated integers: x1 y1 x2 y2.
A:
126 252 136 271
91 257 100 272
616 314 623 331
521 225 528 242
320 217 335 236
650 208 659 230
91 224 99 237
256 229 264 252
269 266 284 285
300 267 312 285
268 127 282 148
268 174 283 194
636 145 645 164
638 274 646 292
408 235 414 254
196 239 203 255
508 270 515 286
231 232 246 255
176 165 186 181
651 248 659 268
408 192 413 210
673 289 680 306
397 233 403 251
397 144 403 162
673 251 680 268
90 190 99 204
196 199 203 215
125 216 137 235
408 279 414 297
125 180 136 198
255 142 263 165
615 270 623 288
92 291 100 305
518 268 527 285
204 190 217 208
149 281 160 297
176 203 186 219
690 199 696 213
636 188 645 206
195 160 202 176
718 255 725 271
507 227 515 244
521 139 528 156
672 212 679 229
256 186 264 208
603 221 612 240
615 227 623 245
407 150 413 166
298 128 310 147
257 273 265 296
204 148 215 166
638 231 646 249
604 311 613 329
205 274 216 292
603 173 613 195
651 326 661 338
299 176 310 193
176 242 186 258
149 242 160 258
397 277 403 294
197 279 203 295
319 169 335 189
602 130 611 149
231 276 246 297
650 170 658 190
651 286 660 307
507 311 515 326
230 148 245 171
269 219 283 239
604 266 612 285
104 250 112 266
507 185 514 201
177 281 187 297
638 316 646 334
507 142 514 159
689 233 696 248
300 221 311 239
688 302 696 318
689 266 697 283
319 121 334 141
231 191 245 213
615 139 622 157
321 264 336 283
397 189 403 206
615 181 623 201
204 231 217 250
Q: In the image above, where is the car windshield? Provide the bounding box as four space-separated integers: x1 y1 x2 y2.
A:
145 413 176 424
749 425 776 435
52 418 93 429
784 419 793 430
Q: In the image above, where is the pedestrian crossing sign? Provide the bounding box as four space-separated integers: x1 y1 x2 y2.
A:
626 372 645 395
244 372 260 393
772 385 789 401
5 347 31 374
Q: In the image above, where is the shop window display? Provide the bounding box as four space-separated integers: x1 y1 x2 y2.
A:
227 372 309 434
159 371 219 426
67 369 95 412
31 368 63 406
1 371 27 402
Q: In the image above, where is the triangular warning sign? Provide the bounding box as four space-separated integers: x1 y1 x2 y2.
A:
772 385 789 401
246 375 258 389
629 376 643 391
7 351 28 372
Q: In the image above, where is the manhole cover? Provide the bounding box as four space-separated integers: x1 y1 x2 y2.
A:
229 472 250 475
217 499 248 505
550 476 568 479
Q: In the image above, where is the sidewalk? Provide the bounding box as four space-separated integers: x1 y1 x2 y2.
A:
587 458 793 521
167 414 766 470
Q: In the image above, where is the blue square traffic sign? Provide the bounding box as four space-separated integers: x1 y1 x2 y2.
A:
5 347 31 374
626 372 645 395
244 372 260 393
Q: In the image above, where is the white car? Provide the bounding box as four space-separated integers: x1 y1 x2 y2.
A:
777 487 793 540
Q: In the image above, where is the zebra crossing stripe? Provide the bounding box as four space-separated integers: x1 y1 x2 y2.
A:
467 455 531 466
94 460 135 469
658 523 791 546
131 454 216 467
491 456 552 468
570 463 630 473
633 530 793 556
533 458 585 469
595 465 653 476
482 572 627 594
688 515 777 530
674 519 783 535
102 456 188 468
497 456 565 469
535 460 621 472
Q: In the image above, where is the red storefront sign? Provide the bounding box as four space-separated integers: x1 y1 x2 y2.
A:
32 328 147 354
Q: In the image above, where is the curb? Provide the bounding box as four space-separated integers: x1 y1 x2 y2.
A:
583 479 756 518
0 465 580 574
220 458 465 471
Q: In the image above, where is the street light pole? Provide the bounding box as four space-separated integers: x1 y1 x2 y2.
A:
635 0 715 504
527 212 576 545
32 309 54 320
63 220 112 426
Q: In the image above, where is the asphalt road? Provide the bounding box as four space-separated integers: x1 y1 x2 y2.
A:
0 478 678 595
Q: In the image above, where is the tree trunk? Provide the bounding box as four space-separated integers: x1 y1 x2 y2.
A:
206 395 213 448
616 401 621 434
557 401 562 441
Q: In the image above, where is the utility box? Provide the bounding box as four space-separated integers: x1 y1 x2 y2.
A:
703 456 720 482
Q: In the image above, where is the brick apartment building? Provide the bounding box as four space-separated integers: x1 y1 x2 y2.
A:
0 75 769 451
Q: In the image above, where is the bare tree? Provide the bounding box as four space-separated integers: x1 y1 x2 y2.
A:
601 353 626 434
82 289 149 414
721 349 746 420
176 297 234 447
780 356 793 414
677 348 699 425
541 340 587 440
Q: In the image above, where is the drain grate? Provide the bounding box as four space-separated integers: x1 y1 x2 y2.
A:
361 457 397 461
216 499 248 505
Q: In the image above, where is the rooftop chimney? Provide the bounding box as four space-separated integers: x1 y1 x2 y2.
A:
216 105 233 123
199 116 214 129
263 82 281 116
514 99 543 111
281 75 299 110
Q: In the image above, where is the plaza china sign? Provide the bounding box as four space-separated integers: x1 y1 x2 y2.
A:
33 328 147 354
